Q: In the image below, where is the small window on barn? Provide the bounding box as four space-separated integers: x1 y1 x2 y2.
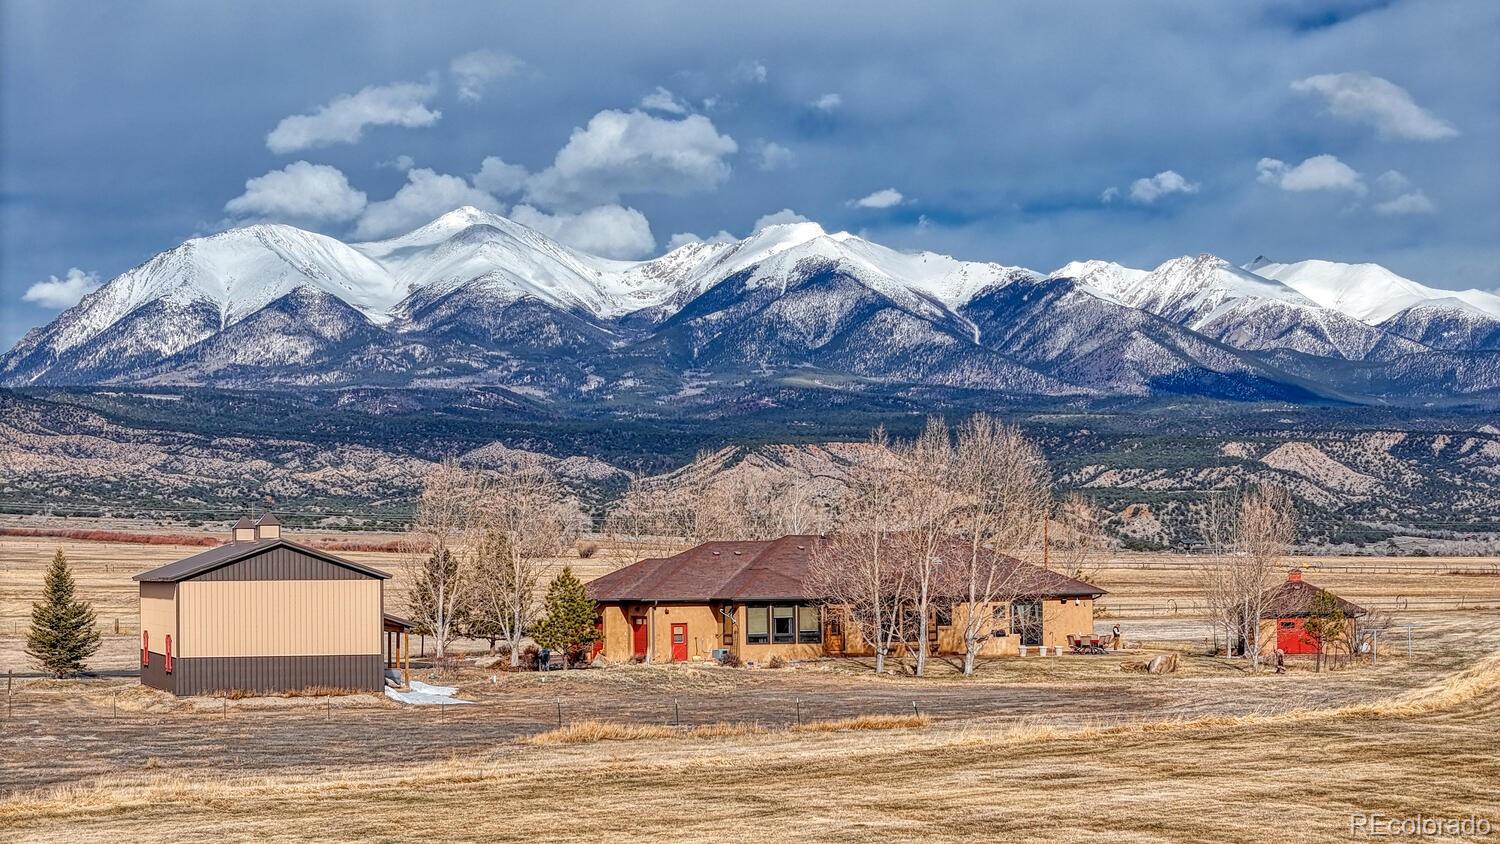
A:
772 606 796 644
746 606 769 644
1281 621 1296 629
798 605 821 644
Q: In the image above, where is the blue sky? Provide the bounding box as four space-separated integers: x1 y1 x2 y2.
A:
2 0 1496 346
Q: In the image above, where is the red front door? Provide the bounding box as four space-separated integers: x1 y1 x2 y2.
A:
631 617 648 659
670 623 688 661
1276 617 1319 654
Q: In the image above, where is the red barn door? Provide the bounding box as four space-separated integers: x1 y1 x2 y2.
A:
670 623 688 661
1276 618 1319 655
631 616 648 659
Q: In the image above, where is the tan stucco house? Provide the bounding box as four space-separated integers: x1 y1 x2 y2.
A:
586 535 1105 663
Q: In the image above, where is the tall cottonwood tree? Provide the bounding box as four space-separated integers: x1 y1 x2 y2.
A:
947 415 1052 675
404 457 484 660
889 417 963 677
807 428 909 674
471 458 582 667
1195 485 1295 668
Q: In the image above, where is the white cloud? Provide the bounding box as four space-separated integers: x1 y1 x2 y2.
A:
1127 170 1199 204
1257 155 1366 194
450 50 523 102
754 139 794 171
523 109 737 210
1292 73 1458 141
377 154 416 172
224 161 368 222
752 208 810 232
1100 186 1120 203
472 156 529 196
266 82 440 153
22 268 102 309
812 93 842 111
1374 190 1436 215
1375 169 1411 193
667 230 736 250
353 168 502 240
639 86 689 115
849 188 905 209
735 60 768 84
509 204 655 258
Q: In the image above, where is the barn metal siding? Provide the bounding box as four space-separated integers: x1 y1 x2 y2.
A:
178 580 382 658
140 651 176 694
172 655 383 696
193 547 367 581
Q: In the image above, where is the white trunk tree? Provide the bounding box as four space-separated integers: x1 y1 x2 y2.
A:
948 415 1051 675
404 457 485 660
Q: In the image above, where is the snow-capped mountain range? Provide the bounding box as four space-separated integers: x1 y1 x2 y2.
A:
4 206 1498 403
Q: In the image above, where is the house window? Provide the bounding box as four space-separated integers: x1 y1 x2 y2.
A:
772 606 796 644
935 604 953 627
746 606 769 644
798 605 822 644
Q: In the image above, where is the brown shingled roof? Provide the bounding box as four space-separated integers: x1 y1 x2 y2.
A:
1260 576 1366 618
587 535 1107 603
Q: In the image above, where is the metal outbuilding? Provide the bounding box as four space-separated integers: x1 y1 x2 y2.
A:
134 514 392 696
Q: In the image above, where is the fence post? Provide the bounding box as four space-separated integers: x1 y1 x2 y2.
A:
912 700 919 718
556 697 562 729
795 699 801 725
674 699 680 727
1371 630 1378 667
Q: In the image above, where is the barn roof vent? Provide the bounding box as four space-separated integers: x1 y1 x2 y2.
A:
232 517 256 543
255 513 281 541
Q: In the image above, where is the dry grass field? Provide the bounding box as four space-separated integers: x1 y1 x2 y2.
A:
1 530 1498 841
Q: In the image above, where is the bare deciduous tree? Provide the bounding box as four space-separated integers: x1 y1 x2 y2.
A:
1235 484 1294 671
1195 485 1295 669
471 458 583 667
1050 493 1107 582
947 415 1052 675
889 417 964 677
807 428 909 674
404 457 484 660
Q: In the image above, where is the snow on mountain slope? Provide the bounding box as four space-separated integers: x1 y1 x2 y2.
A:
1 225 396 384
3 207 1497 401
1246 258 1500 324
1048 260 1150 303
1108 254 1316 321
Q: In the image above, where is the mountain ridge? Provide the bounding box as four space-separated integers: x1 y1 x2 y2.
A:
4 207 1497 405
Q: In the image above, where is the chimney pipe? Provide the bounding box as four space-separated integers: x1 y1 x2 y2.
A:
1287 569 1302 583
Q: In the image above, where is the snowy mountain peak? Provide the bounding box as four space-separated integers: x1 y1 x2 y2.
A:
1246 258 1500 324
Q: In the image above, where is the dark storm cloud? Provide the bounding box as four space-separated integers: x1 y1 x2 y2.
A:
2 1 1496 345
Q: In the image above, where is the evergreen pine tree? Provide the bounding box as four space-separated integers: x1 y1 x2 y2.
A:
24 550 102 677
533 566 598 668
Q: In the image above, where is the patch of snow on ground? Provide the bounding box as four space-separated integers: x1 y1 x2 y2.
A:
385 679 474 706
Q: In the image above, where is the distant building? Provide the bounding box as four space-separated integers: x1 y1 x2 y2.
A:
586 535 1105 663
134 514 394 696
1259 569 1367 656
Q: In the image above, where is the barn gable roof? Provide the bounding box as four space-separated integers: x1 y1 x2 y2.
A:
133 538 391 583
1260 576 1365 618
587 535 1106 603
